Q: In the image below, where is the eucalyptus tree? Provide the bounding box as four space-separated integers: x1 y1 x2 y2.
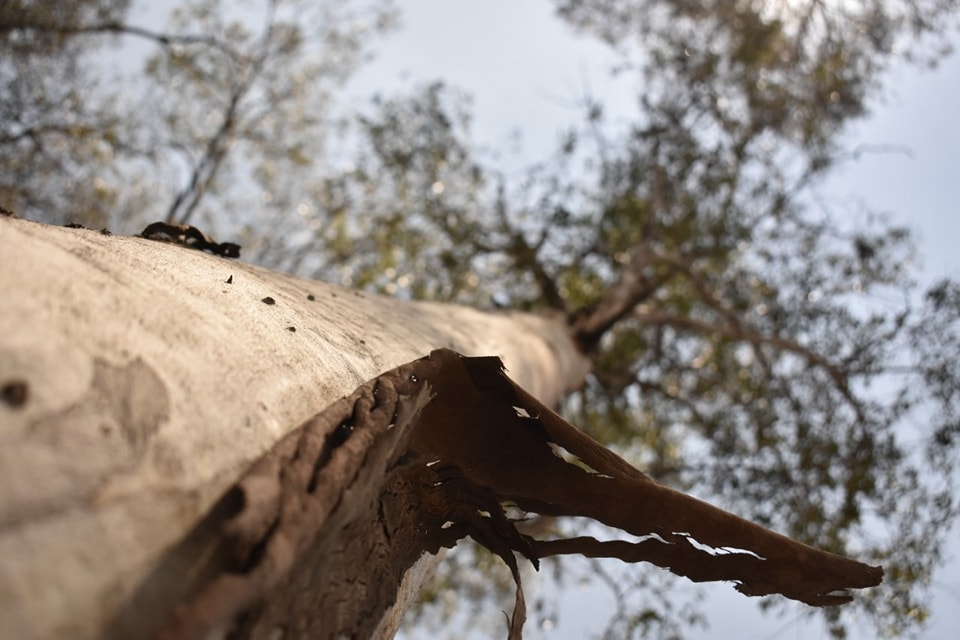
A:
2 0 960 638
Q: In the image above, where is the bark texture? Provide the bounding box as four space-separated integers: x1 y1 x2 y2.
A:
0 219 881 640
109 349 881 640
0 218 588 640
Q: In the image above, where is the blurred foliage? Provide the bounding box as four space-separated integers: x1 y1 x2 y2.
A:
2 0 960 638
0 0 399 232
1 0 134 227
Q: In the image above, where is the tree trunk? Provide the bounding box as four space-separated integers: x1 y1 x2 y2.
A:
0 218 589 640
0 218 883 640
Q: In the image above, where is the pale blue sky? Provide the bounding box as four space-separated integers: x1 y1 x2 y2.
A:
347 2 960 639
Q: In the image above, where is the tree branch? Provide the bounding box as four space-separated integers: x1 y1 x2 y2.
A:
492 183 567 310
165 88 243 225
165 0 279 224
633 310 863 413
572 245 675 350
0 19 238 58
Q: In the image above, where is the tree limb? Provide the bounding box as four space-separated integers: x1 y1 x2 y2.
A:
0 19 239 57
633 306 862 415
572 245 675 349
489 182 567 310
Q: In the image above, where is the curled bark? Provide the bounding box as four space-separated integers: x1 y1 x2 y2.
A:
122 349 881 639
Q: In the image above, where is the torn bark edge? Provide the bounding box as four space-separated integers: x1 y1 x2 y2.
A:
107 370 436 640
409 349 882 607
108 349 882 640
106 350 534 640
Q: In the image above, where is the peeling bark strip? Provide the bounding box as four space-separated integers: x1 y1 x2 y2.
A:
120 349 881 640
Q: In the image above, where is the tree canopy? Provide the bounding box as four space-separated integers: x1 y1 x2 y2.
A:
2 0 959 637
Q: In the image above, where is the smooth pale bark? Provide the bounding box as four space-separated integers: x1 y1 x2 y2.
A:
0 217 590 640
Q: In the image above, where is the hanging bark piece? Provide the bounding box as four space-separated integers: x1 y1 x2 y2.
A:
406 350 883 609
115 349 881 640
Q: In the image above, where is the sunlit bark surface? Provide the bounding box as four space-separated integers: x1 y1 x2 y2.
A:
0 218 588 640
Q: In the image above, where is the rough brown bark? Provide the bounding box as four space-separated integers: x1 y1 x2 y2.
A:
107 372 436 640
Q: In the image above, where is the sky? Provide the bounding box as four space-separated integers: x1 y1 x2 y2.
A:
344 1 960 639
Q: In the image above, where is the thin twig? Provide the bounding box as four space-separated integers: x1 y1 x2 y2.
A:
165 0 279 224
0 20 239 58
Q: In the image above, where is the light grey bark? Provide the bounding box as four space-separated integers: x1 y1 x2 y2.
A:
0 217 589 640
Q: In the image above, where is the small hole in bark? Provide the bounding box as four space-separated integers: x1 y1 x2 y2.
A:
1 380 28 408
223 485 246 518
261 296 276 305
225 275 233 284
286 326 296 332
306 293 315 301
334 422 354 441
